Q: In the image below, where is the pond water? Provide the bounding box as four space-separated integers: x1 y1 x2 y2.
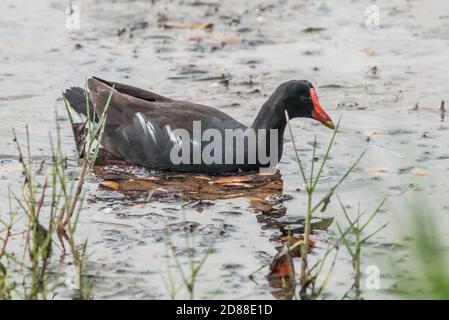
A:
1 0 449 299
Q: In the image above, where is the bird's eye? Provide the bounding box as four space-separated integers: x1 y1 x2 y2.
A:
299 96 310 103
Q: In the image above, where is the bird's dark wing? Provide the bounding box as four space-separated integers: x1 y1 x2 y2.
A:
91 76 172 103
86 77 248 171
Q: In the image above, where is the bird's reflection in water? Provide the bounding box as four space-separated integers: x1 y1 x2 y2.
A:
91 160 331 300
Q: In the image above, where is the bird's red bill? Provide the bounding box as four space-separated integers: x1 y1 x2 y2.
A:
310 88 335 129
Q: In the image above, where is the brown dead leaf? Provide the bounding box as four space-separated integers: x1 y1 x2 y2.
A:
267 246 295 281
160 22 213 31
245 195 268 202
362 47 374 56
165 180 201 192
411 167 427 176
281 235 303 247
266 246 296 300
119 180 160 191
214 34 240 45
221 182 253 189
366 167 390 177
193 175 212 181
280 235 316 253
213 176 251 184
186 35 203 43
100 181 120 190
100 180 160 191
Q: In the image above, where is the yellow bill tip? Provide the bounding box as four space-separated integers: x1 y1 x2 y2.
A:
323 120 335 130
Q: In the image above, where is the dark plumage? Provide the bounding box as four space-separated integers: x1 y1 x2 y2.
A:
63 77 334 173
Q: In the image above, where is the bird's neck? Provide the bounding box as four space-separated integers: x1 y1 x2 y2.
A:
251 95 287 163
251 94 287 131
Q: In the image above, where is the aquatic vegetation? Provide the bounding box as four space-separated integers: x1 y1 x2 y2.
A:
0 193 18 300
336 196 389 298
162 216 220 300
285 113 367 299
0 87 112 299
397 200 449 299
249 115 371 300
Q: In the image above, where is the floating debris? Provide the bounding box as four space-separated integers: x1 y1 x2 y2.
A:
266 245 296 300
319 84 344 89
369 65 378 77
366 167 390 177
96 164 282 202
302 27 326 33
159 22 213 31
214 33 240 46
363 129 384 141
362 47 374 56
441 100 445 122
117 22 149 37
411 167 428 176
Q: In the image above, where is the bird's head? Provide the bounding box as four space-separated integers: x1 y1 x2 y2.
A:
277 80 335 129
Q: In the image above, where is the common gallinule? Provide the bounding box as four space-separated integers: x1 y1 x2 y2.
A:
63 77 334 173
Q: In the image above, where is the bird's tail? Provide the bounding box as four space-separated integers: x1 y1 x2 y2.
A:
62 87 98 122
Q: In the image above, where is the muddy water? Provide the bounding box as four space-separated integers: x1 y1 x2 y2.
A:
1 0 449 299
